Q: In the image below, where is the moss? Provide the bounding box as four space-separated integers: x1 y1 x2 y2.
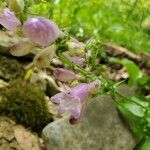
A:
0 55 24 80
0 80 53 133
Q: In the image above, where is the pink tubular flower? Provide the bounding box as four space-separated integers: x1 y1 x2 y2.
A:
23 17 60 46
53 68 80 82
0 8 21 30
51 80 100 124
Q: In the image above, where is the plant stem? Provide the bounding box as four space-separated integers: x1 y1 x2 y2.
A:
56 38 148 111
57 52 95 80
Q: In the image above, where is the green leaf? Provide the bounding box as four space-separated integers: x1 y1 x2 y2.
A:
118 100 145 119
0 1 6 11
131 96 150 108
134 137 150 150
145 111 150 128
121 59 142 83
117 96 150 135
28 2 53 18
138 76 150 85
110 58 142 85
117 98 147 134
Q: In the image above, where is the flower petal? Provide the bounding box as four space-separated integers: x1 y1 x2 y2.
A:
0 8 21 30
53 68 79 82
58 92 81 118
51 92 65 104
51 91 82 120
50 82 93 124
23 17 60 46
10 41 35 56
71 83 89 103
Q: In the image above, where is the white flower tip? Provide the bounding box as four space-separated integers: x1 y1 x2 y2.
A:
88 80 101 94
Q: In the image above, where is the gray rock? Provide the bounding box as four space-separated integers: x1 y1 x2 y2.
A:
42 95 137 150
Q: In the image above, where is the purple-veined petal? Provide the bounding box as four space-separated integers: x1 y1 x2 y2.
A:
10 41 35 56
58 92 81 119
53 68 80 82
0 8 21 30
51 92 64 104
51 83 89 119
23 17 61 46
51 91 81 120
71 83 89 103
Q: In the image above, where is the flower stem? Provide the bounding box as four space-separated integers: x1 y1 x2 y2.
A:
55 36 146 110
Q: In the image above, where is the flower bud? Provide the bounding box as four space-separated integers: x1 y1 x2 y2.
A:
68 40 85 50
69 49 85 57
68 41 85 57
70 56 85 67
88 80 101 94
7 0 24 13
0 8 21 30
33 46 55 69
23 17 61 46
10 41 35 56
53 68 80 82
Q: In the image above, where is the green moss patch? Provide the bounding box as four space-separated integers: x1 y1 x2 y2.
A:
0 80 53 133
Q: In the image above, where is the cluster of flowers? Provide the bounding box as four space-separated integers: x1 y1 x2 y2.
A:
0 8 100 123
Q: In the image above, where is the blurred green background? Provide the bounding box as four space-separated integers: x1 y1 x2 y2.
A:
1 0 150 53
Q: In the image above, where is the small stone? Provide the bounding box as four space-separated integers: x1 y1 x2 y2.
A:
0 117 41 150
14 125 41 150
